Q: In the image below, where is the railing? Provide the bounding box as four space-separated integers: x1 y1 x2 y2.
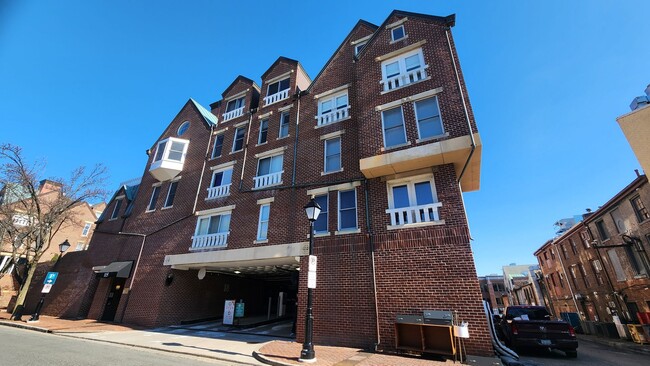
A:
222 107 244 122
207 184 231 199
190 232 229 250
263 89 289 106
316 106 350 126
386 202 442 226
253 171 283 189
381 65 429 92
12 215 30 227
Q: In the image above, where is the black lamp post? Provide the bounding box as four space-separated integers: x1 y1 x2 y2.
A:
29 239 71 322
300 198 321 363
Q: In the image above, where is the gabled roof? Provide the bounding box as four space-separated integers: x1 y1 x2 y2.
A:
96 180 140 223
221 75 260 98
261 56 300 80
189 98 218 126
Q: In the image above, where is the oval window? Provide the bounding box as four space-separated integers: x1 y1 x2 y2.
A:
177 121 190 136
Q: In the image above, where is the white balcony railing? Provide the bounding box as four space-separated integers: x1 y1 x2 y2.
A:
386 202 442 226
381 66 429 92
253 171 283 189
316 106 350 126
12 215 30 227
207 184 231 199
190 232 229 250
263 89 290 106
222 107 244 122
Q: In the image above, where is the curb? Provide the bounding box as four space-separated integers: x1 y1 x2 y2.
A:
577 335 650 356
253 350 293 366
0 320 52 333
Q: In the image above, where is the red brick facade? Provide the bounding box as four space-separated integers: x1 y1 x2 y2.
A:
39 10 492 357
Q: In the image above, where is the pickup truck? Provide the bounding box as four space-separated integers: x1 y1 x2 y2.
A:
498 305 578 357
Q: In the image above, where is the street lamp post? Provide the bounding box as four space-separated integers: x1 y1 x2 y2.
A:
29 239 71 322
299 198 321 363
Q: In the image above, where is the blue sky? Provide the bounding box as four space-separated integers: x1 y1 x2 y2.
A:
1 1 648 276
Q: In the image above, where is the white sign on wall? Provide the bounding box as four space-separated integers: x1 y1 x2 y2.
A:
41 284 52 293
307 270 317 289
223 299 235 325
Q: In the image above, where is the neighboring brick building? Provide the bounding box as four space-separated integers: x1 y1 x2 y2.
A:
42 10 491 356
535 174 650 325
479 275 508 313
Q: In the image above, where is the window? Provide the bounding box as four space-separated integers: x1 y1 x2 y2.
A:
279 112 290 138
257 204 270 241
607 249 627 281
212 134 225 158
110 199 122 220
232 127 246 152
317 92 349 126
391 25 405 41
381 106 406 148
324 137 341 173
75 242 85 251
163 181 178 208
147 186 161 211
208 168 232 199
591 260 605 285
338 189 357 231
558 273 565 288
258 119 269 144
610 208 626 233
624 245 647 276
550 248 556 260
569 266 579 289
255 154 283 188
81 222 92 237
631 196 650 222
595 220 609 241
414 97 444 139
193 213 231 249
579 264 590 287
267 78 290 97
386 176 440 227
381 49 427 92
177 121 190 136
569 238 578 255
153 138 188 163
225 97 245 112
314 194 328 234
354 41 367 55
561 244 568 259
580 230 591 248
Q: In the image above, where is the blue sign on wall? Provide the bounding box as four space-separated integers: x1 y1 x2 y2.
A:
235 302 245 318
44 272 59 285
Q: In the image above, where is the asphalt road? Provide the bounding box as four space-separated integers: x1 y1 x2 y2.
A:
515 338 650 366
0 326 248 366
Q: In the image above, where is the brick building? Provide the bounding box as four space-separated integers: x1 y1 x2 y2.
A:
535 174 650 325
478 275 508 313
41 10 492 356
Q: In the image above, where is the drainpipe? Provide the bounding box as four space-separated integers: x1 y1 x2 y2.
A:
364 178 381 350
553 241 581 317
193 124 215 213
238 109 255 191
291 90 302 186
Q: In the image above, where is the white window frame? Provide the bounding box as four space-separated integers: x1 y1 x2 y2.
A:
324 137 342 174
232 126 246 152
391 25 406 42
258 118 269 144
413 96 445 141
267 78 290 97
163 180 179 208
192 211 232 250
81 222 92 237
152 137 189 164
278 112 290 138
256 203 271 242
313 194 329 235
109 197 124 220
316 91 350 126
211 133 225 158
380 48 427 92
354 41 367 55
225 96 245 113
207 165 233 199
381 106 407 149
147 185 162 212
337 189 358 233
385 173 443 229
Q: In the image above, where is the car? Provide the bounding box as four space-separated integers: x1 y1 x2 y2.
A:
498 305 578 358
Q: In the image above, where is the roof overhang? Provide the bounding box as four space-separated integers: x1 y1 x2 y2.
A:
92 261 133 278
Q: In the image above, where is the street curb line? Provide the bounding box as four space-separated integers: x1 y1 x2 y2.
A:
253 350 295 366
0 320 51 333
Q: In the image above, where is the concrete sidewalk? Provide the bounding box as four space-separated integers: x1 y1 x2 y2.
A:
0 312 501 366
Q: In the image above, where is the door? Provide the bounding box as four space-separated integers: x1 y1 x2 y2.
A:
101 278 126 321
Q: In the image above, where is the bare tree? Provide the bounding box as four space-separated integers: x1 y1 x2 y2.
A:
0 143 108 319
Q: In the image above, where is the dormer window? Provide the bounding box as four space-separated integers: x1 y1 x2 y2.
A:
391 25 406 42
354 41 367 55
223 97 245 121
149 137 189 181
264 77 290 106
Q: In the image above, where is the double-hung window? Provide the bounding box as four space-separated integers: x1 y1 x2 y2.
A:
386 175 441 227
257 204 270 241
279 112 290 138
212 134 225 158
110 199 122 220
595 220 609 241
81 223 92 237
414 97 444 139
258 119 269 144
317 92 349 126
324 137 341 173
223 96 245 121
338 189 357 231
208 168 232 199
314 194 328 234
163 181 178 208
265 78 290 105
232 127 246 152
147 185 161 212
255 154 283 188
631 195 650 222
192 213 231 250
381 49 427 92
381 106 407 148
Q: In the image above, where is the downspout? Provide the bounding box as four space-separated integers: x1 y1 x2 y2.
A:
238 109 255 191
364 178 381 350
291 90 302 186
553 241 581 317
116 231 146 323
193 124 215 213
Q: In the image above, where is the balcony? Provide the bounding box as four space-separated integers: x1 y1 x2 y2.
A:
386 202 443 227
381 66 429 92
263 89 289 106
316 106 350 126
12 215 30 227
149 137 188 182
222 107 244 122
207 184 231 199
253 171 283 189
190 232 229 251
